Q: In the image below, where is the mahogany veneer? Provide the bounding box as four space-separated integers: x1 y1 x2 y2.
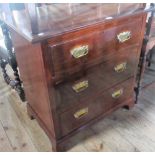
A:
0 4 148 151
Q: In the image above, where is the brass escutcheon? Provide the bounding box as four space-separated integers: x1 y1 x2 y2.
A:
70 45 89 58
72 80 88 93
74 107 88 119
112 88 123 99
114 62 127 73
117 31 131 43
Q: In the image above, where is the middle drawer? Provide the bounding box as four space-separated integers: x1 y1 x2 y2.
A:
54 46 139 110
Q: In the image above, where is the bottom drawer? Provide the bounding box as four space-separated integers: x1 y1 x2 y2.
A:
59 78 134 137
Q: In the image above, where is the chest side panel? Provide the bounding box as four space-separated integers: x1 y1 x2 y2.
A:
9 29 56 138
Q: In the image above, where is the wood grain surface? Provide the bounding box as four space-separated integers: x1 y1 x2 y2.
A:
0 4 145 42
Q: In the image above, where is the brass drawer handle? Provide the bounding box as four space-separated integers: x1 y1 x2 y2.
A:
117 31 131 43
114 62 127 73
70 45 89 58
72 80 88 93
112 88 123 99
74 107 88 119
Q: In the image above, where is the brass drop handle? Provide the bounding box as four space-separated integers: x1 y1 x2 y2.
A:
72 80 88 93
117 31 131 43
112 88 123 99
70 45 89 58
114 62 127 73
74 107 88 119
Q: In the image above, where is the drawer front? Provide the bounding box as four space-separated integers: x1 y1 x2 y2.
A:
49 17 143 82
59 78 134 136
96 19 142 52
54 46 139 110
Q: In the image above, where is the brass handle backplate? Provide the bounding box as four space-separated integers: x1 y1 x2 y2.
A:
114 62 127 73
117 31 131 43
70 45 89 58
112 88 123 99
72 80 88 93
74 107 88 119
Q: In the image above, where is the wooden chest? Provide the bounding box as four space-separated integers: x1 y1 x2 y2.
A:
0 3 147 151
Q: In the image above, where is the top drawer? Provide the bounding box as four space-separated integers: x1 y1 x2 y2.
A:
48 16 143 82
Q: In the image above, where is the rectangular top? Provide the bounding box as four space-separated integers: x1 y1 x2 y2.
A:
0 3 147 43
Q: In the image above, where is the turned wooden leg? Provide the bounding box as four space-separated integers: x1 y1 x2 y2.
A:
11 66 25 101
1 21 26 102
0 57 10 84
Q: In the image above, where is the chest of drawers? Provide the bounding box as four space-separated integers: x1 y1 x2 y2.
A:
0 3 147 151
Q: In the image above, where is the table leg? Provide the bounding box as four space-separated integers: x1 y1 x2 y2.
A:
0 22 25 102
